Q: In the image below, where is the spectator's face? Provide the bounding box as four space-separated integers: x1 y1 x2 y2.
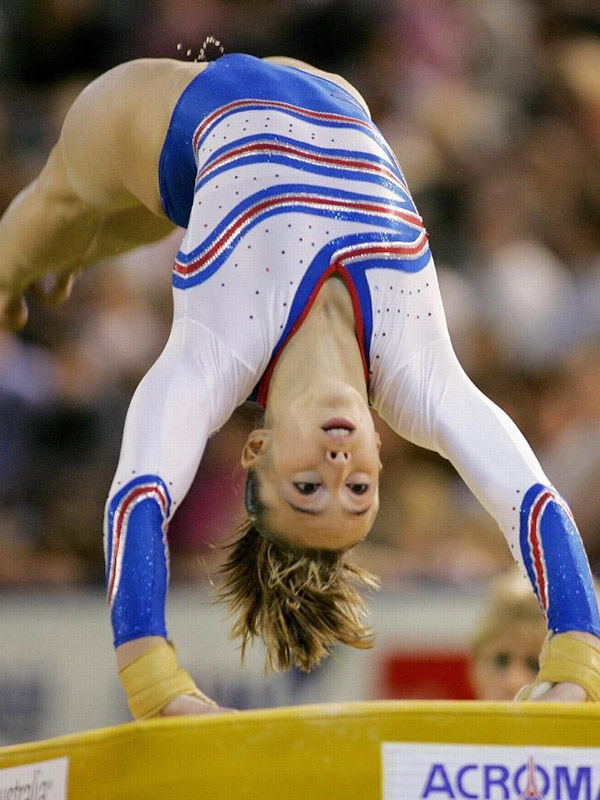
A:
241 386 381 550
470 624 545 701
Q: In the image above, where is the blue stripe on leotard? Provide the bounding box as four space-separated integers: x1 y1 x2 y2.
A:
158 53 376 228
171 183 423 288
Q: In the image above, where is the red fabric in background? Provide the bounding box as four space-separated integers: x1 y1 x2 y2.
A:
378 650 475 700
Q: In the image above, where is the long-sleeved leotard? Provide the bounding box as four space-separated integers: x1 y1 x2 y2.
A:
104 54 600 647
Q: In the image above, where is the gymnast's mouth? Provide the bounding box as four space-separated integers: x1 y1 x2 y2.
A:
321 418 355 437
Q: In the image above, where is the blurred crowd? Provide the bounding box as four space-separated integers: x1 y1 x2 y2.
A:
1 0 599 591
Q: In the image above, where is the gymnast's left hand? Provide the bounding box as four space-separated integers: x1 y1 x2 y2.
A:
160 694 237 716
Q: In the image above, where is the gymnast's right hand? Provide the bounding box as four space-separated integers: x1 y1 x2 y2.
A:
117 636 235 719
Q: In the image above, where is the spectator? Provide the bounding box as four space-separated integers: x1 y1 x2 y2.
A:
469 568 546 701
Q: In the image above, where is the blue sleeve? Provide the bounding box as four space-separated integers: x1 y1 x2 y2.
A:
520 483 600 637
105 475 172 647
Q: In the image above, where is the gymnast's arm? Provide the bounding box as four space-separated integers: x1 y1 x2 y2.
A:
374 335 600 702
0 60 184 329
103 317 257 717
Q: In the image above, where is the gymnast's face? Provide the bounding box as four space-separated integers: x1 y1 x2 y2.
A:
241 386 381 551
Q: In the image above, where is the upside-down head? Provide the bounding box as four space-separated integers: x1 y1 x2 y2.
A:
217 461 380 672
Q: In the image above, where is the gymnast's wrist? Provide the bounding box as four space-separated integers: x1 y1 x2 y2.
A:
516 631 600 702
562 630 600 650
116 635 166 671
117 637 217 719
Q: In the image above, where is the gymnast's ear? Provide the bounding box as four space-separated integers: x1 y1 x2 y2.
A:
241 429 270 468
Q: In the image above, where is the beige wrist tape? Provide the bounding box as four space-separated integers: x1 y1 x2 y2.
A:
516 632 600 701
118 640 217 719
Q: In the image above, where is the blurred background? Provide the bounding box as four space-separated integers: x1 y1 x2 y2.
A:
1 0 599 743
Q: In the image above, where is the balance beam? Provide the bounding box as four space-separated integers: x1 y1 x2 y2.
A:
1 701 599 799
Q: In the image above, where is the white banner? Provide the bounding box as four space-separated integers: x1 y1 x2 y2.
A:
0 757 68 800
382 742 600 800
0 588 481 744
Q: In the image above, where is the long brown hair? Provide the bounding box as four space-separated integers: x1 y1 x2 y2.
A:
216 470 379 672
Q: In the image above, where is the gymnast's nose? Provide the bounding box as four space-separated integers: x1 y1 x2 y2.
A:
326 449 351 464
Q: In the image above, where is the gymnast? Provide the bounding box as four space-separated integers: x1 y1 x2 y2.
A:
1 53 599 717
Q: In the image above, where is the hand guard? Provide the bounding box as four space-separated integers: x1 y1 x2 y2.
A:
515 632 600 701
118 640 217 719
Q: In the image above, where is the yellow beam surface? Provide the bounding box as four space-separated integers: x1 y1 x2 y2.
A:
1 701 600 799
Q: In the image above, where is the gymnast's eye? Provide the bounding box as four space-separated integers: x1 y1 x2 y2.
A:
347 483 369 495
293 482 321 495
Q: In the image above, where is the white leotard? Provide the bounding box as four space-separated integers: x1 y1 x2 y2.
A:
104 55 600 648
